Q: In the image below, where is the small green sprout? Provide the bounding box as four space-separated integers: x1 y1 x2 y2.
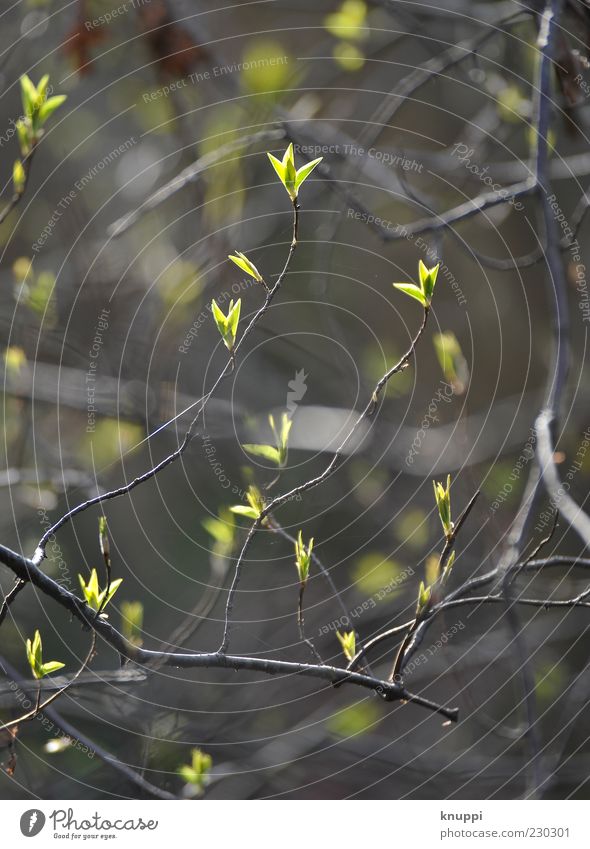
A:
270 412 292 465
336 629 356 662
393 259 440 308
228 251 264 286
416 580 432 617
178 748 212 797
20 74 39 120
26 630 65 680
202 507 236 557
243 412 293 467
78 568 122 612
294 530 314 584
229 485 266 522
426 549 456 589
441 550 455 583
16 120 30 156
211 298 241 352
433 474 453 539
18 74 66 152
120 601 144 648
267 143 322 201
12 160 25 194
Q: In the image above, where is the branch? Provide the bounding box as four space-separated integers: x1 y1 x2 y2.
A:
0 655 175 800
0 579 26 628
107 128 287 238
219 306 430 654
33 201 301 562
0 542 457 721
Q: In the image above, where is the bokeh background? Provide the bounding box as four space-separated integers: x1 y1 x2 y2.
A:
1 0 590 799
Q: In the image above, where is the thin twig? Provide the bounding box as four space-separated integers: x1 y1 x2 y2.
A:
33 202 300 562
390 490 480 683
1 633 96 733
0 579 26 628
0 147 36 226
219 307 430 654
0 654 175 799
0 542 456 719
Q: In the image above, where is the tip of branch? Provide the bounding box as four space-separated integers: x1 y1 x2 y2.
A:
32 547 45 565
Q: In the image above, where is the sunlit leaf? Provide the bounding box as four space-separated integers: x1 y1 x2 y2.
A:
229 505 260 520
228 251 263 283
242 444 282 464
295 157 322 190
393 282 428 306
38 95 67 125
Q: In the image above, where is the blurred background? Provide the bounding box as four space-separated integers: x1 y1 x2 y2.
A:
1 0 590 800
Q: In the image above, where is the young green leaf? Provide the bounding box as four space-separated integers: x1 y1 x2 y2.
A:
433 474 453 538
211 298 227 331
416 580 432 617
228 251 263 283
78 568 122 612
36 74 50 101
418 259 429 288
20 74 38 120
282 142 297 197
243 412 293 467
336 630 356 662
40 661 66 676
230 485 265 522
441 550 455 583
26 630 65 680
101 578 122 609
17 75 66 150
229 505 260 520
38 95 67 125
26 629 42 679
211 298 241 351
392 282 428 307
393 260 440 308
269 412 292 465
267 152 287 185
79 567 100 609
16 120 30 156
226 298 241 341
294 157 323 191
267 144 323 200
294 530 314 584
419 260 440 301
242 443 282 464
178 748 212 796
